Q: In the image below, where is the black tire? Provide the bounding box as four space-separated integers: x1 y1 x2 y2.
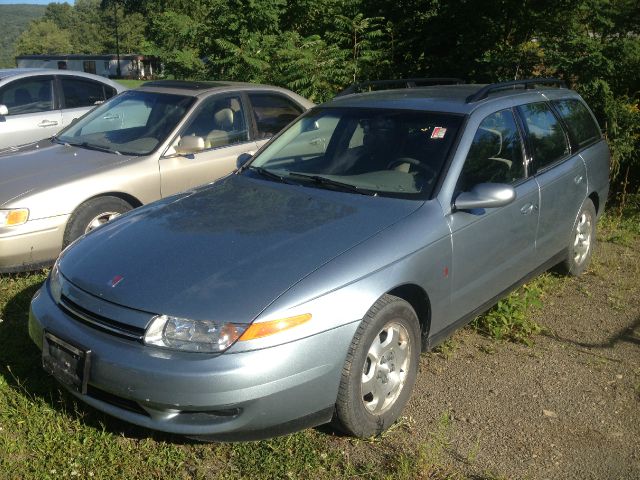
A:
558 198 596 276
63 196 133 248
333 294 421 438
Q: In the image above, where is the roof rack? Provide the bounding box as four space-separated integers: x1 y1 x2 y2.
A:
466 78 566 103
335 78 465 97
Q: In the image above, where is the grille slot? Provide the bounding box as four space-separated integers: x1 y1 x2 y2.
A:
87 386 150 416
60 294 146 341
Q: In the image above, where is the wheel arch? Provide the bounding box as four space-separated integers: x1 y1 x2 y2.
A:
78 191 144 210
587 191 600 215
386 283 431 351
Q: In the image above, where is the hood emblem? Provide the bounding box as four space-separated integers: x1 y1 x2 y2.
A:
109 275 124 288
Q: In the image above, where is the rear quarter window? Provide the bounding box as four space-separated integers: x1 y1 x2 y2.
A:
552 98 602 149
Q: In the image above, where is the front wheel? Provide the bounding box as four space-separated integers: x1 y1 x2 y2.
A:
333 294 420 438
558 198 596 276
63 196 133 248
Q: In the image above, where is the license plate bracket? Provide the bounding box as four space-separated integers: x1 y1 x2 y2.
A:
42 331 91 394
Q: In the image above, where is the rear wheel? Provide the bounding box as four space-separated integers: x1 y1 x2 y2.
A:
558 198 596 276
333 294 420 438
63 196 132 247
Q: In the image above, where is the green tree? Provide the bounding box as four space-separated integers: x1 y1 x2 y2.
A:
14 19 73 55
69 0 110 53
326 13 391 83
42 2 74 28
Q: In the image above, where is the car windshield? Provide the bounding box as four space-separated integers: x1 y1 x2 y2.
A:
247 107 463 198
56 90 195 155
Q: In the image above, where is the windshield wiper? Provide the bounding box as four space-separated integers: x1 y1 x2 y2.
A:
51 135 66 145
248 166 292 184
288 172 377 196
61 140 121 155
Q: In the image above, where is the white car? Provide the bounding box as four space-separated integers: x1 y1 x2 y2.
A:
0 68 125 150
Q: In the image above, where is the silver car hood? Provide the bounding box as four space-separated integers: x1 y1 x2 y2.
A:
0 143 134 206
59 174 423 324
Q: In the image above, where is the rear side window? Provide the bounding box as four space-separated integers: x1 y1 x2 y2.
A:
61 78 109 109
552 99 601 149
0 77 54 115
248 93 303 139
518 102 569 171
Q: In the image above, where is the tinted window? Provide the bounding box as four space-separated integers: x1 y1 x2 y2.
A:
181 95 248 149
0 77 54 115
250 108 463 199
553 99 601 149
458 109 525 191
518 102 569 171
105 85 117 99
248 93 303 139
61 78 108 108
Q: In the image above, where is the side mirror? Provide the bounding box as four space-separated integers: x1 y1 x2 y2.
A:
454 183 516 210
175 135 205 155
0 105 8 116
236 152 253 169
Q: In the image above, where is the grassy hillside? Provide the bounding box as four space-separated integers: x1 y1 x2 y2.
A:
0 4 47 68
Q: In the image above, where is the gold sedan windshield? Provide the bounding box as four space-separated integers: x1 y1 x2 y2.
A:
57 91 194 155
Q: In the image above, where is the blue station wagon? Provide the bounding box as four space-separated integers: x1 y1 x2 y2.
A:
29 78 609 440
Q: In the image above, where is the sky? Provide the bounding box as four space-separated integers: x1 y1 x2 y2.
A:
0 1 74 4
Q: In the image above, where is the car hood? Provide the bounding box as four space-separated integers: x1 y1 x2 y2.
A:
59 174 423 324
0 143 134 206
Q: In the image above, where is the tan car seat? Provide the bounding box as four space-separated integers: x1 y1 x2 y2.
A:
205 108 233 148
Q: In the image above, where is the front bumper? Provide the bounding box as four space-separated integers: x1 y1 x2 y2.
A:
28 284 359 440
0 215 68 273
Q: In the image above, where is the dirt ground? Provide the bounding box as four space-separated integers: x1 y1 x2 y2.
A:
344 234 640 479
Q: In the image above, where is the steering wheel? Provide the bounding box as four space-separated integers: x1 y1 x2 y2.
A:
387 157 437 179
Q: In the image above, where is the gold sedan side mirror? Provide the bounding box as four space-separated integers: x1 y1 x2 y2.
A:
175 135 205 155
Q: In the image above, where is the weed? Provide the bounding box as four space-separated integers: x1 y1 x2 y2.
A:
390 411 461 479
477 344 497 355
471 275 555 345
478 472 510 480
466 435 482 463
434 339 458 359
600 196 640 246
606 292 625 311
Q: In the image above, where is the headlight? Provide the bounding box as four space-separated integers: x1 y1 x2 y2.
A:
144 315 248 353
0 208 29 227
48 260 62 304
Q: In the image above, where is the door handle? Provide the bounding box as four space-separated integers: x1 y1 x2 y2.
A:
520 203 535 215
574 175 584 184
38 120 59 127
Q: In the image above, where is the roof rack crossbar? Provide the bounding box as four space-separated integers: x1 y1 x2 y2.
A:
335 77 465 97
466 78 566 103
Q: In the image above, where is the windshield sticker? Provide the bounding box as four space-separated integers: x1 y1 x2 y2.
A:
431 127 447 139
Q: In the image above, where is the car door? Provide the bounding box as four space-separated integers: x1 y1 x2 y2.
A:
448 108 540 321
159 93 259 197
0 75 62 148
516 102 587 262
58 76 118 128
